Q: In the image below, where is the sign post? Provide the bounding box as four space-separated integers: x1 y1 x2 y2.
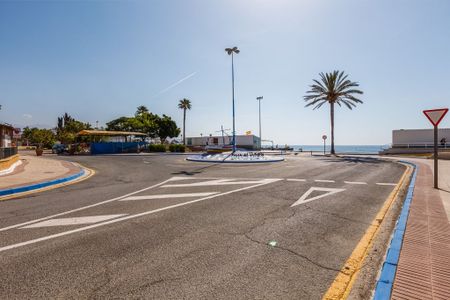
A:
322 135 327 155
423 108 449 189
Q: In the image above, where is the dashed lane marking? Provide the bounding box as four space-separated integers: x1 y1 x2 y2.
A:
314 179 336 183
0 178 282 253
286 179 307 182
20 215 127 229
376 183 397 186
291 187 346 207
344 181 367 185
120 192 219 201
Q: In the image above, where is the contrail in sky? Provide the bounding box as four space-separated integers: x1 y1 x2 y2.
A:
154 72 197 97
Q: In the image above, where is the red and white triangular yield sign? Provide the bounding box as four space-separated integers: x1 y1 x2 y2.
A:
423 108 449 127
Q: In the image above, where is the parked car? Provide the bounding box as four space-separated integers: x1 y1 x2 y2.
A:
52 143 67 154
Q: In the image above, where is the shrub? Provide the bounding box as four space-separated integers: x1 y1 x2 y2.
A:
148 144 166 152
169 144 186 153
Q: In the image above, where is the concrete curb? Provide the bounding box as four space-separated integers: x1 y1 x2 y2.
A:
372 161 418 300
0 168 86 197
0 159 22 176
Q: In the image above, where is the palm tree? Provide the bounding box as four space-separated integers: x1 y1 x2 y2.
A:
136 105 149 116
178 98 192 145
304 70 363 155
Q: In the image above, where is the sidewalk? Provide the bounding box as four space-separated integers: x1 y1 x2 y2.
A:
0 155 92 199
390 158 450 299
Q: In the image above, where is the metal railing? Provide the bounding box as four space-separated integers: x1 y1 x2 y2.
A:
392 143 449 149
0 147 18 160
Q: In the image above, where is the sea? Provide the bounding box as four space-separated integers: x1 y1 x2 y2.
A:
289 145 389 154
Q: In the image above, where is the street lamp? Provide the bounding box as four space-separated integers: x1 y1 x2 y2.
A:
256 96 263 150
225 46 240 152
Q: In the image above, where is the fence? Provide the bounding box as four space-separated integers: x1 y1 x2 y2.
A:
0 147 18 160
392 143 449 149
90 142 147 155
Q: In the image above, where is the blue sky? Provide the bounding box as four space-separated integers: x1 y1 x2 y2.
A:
1 0 449 145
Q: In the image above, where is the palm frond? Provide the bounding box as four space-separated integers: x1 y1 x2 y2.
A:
303 70 364 110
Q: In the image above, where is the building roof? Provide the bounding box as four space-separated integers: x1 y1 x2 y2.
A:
77 130 147 136
0 123 14 129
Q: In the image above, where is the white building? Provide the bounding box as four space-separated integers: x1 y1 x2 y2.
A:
392 128 450 147
186 134 261 150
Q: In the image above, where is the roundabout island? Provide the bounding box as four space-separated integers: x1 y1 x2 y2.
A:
186 151 284 163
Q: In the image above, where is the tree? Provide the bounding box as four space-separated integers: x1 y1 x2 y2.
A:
55 113 92 144
28 128 56 149
304 70 363 155
21 127 32 145
178 99 192 145
135 105 149 116
157 114 180 143
134 107 159 138
106 117 140 132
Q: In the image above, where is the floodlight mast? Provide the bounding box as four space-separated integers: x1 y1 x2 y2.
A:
225 46 240 152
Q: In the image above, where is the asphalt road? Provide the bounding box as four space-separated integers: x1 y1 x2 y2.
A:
0 154 405 299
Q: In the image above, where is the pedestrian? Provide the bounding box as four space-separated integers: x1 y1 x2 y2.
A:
441 137 447 147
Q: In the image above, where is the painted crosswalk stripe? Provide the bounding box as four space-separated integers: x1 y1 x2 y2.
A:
20 215 127 229
120 192 218 201
314 179 335 183
376 183 397 186
344 181 367 185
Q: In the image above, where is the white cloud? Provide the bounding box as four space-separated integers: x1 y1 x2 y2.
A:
22 113 32 119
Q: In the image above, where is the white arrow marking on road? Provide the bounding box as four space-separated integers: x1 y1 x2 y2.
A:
20 215 127 229
120 192 218 201
0 179 282 253
291 187 346 207
162 178 273 188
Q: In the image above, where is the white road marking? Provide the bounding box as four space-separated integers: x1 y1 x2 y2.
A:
376 183 397 186
291 187 346 207
162 178 274 188
344 181 367 185
0 178 177 232
20 215 127 229
286 178 307 182
314 179 335 183
120 192 218 201
0 179 282 253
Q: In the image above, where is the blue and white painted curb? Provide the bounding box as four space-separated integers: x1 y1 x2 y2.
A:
373 161 418 300
0 169 86 197
0 160 22 176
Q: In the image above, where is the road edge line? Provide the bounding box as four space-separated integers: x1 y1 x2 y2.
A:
322 162 413 300
0 162 95 201
372 161 417 299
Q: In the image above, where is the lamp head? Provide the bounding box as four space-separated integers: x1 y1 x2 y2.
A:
225 47 239 55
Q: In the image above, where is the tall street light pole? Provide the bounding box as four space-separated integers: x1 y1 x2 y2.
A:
225 46 240 153
256 96 263 150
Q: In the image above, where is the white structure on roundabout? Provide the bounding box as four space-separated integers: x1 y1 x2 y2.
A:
186 151 284 163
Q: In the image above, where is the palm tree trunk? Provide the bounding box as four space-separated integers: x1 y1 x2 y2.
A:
183 109 186 145
330 102 335 155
